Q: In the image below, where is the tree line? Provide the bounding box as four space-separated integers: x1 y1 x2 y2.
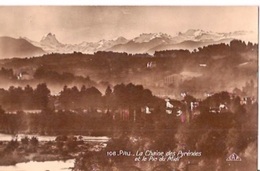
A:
0 83 161 111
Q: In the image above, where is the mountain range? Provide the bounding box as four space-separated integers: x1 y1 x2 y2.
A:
0 29 257 58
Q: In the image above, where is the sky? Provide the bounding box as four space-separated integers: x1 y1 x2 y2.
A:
0 6 258 44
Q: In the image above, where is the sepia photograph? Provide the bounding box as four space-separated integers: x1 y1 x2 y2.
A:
0 6 258 171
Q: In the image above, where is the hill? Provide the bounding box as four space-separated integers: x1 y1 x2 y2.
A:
0 37 45 59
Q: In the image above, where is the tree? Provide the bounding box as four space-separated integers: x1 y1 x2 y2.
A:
5 139 19 152
104 86 112 109
30 136 39 146
0 105 4 115
21 136 29 145
34 83 50 109
84 87 102 109
23 85 34 109
59 85 70 109
80 85 87 93
105 86 112 97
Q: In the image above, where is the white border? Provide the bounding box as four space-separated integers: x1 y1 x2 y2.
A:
0 0 259 6
0 0 259 170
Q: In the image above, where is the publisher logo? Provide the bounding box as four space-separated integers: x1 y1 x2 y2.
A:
226 153 242 161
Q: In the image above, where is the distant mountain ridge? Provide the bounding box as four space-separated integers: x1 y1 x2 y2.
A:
108 29 256 54
35 29 256 54
25 33 129 54
0 29 257 58
0 37 45 59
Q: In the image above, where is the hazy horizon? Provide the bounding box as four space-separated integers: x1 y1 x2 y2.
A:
0 6 258 44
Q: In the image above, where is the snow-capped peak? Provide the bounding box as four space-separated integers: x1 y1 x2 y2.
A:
178 29 207 37
133 33 172 43
41 33 55 41
112 36 128 42
174 29 224 43
40 32 62 46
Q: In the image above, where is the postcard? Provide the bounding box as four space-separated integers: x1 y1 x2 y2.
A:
0 6 258 171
